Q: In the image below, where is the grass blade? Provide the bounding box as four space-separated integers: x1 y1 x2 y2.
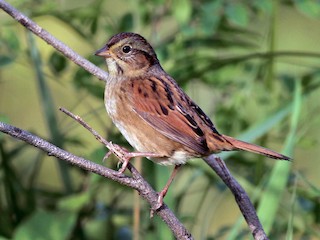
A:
27 32 72 193
257 78 302 234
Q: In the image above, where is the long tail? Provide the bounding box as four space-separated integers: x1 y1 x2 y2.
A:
222 135 291 160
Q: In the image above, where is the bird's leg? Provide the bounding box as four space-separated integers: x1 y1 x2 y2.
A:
156 164 182 208
104 143 162 173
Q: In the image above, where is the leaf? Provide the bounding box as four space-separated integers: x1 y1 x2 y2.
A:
58 193 91 212
119 13 134 32
294 0 320 18
3 29 20 52
0 29 20 67
0 56 13 67
253 0 273 14
226 3 249 27
49 52 68 75
200 0 223 33
172 0 192 25
90 16 98 34
14 209 77 240
0 114 10 124
73 64 104 99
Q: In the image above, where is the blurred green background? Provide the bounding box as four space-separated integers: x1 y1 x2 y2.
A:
1 0 320 239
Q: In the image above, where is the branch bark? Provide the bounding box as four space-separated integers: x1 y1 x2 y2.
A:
204 155 268 240
0 1 268 239
0 122 193 240
0 0 108 82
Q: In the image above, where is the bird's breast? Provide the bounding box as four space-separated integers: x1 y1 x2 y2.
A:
104 78 194 165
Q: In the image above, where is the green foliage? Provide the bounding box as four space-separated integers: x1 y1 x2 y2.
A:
294 0 320 18
0 29 20 67
49 52 68 75
172 0 192 25
1 0 320 239
225 2 249 27
14 209 77 240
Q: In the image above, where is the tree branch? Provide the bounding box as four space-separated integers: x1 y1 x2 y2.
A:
0 1 268 239
0 0 108 82
204 155 268 240
0 121 193 240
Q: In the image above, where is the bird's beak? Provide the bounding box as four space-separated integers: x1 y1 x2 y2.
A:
95 45 111 58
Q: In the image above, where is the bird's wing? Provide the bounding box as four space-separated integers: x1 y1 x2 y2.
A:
128 74 213 155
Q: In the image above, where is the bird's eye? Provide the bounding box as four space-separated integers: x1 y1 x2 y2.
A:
122 45 132 53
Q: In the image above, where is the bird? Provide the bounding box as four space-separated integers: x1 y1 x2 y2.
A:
95 32 290 207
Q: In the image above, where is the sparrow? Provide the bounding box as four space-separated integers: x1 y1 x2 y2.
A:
95 32 290 207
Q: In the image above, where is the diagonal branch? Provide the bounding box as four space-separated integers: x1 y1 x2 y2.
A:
204 155 268 240
0 121 193 240
0 0 108 82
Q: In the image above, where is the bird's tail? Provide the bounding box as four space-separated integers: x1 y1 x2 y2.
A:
222 135 291 160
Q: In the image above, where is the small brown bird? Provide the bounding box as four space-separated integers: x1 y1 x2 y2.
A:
95 32 290 206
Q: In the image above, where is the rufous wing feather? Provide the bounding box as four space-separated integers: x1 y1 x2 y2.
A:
129 75 210 155
222 135 291 160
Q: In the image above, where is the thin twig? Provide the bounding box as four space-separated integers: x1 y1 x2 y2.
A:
59 107 114 150
59 107 141 179
59 107 162 175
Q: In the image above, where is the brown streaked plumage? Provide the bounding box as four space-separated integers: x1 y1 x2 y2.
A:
95 32 290 206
